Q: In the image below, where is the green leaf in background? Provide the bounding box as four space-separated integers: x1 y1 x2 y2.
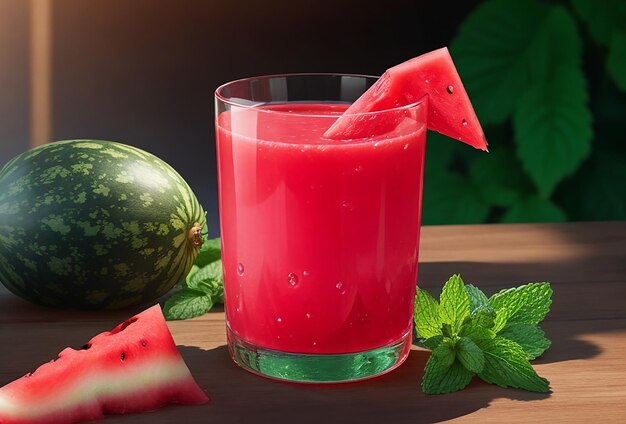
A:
414 287 442 340
457 336 485 373
499 323 552 360
608 30 626 91
439 275 471 334
422 170 489 225
514 66 593 196
469 148 533 208
422 131 474 226
163 289 213 321
476 336 550 392
501 195 567 223
527 5 582 81
570 0 626 46
451 0 549 124
557 149 626 221
424 131 457 176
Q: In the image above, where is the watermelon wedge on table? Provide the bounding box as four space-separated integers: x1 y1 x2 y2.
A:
324 47 488 151
0 305 208 424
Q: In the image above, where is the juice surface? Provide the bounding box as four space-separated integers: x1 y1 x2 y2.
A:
216 102 425 354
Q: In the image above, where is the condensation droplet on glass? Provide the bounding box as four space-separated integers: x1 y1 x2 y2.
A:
336 282 344 290
446 85 454 94
313 342 317 346
277 317 282 323
303 270 310 276
306 313 312 319
355 165 362 172
373 142 380 148
288 272 298 286
425 79 430 84
236 307 240 312
462 119 468 126
237 263 244 276
403 143 409 150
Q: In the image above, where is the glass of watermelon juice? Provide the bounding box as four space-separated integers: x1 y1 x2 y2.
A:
215 74 426 383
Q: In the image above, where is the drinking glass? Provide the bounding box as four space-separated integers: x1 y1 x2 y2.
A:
215 74 426 383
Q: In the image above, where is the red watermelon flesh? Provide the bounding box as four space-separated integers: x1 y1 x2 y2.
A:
324 47 488 151
0 305 209 424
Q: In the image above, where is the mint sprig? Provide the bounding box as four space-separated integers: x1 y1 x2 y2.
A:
164 236 224 320
414 274 552 394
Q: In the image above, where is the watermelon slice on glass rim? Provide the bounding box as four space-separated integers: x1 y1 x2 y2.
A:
324 47 488 151
0 305 208 424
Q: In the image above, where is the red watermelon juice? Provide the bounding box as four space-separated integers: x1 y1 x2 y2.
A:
215 74 427 382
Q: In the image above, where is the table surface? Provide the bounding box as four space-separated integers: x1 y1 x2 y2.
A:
1 221 626 423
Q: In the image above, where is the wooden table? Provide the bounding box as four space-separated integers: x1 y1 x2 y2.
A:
2 222 626 423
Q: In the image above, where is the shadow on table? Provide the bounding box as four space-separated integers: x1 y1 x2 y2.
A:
178 345 549 424
417 256 626 364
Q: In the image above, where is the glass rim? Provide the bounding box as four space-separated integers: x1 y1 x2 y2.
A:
214 72 426 118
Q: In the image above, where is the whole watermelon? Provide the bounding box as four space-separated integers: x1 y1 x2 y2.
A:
0 140 205 309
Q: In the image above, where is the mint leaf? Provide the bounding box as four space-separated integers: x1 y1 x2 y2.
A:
464 284 496 329
459 322 496 346
414 287 442 340
186 260 223 288
492 309 511 334
465 284 491 314
476 336 550 392
608 30 626 91
163 289 213 321
514 66 592 197
439 275 471 334
457 336 485 373
490 282 553 326
416 275 552 395
423 335 445 350
185 259 224 304
499 323 551 359
472 308 496 330
422 358 474 395
433 338 456 368
198 278 224 304
195 237 221 267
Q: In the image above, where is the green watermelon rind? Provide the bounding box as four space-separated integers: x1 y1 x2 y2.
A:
0 140 205 309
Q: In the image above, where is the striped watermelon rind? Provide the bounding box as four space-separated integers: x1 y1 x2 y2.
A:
0 140 205 309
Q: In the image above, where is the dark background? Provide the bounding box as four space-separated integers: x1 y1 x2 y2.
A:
0 0 478 237
3 0 624 235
